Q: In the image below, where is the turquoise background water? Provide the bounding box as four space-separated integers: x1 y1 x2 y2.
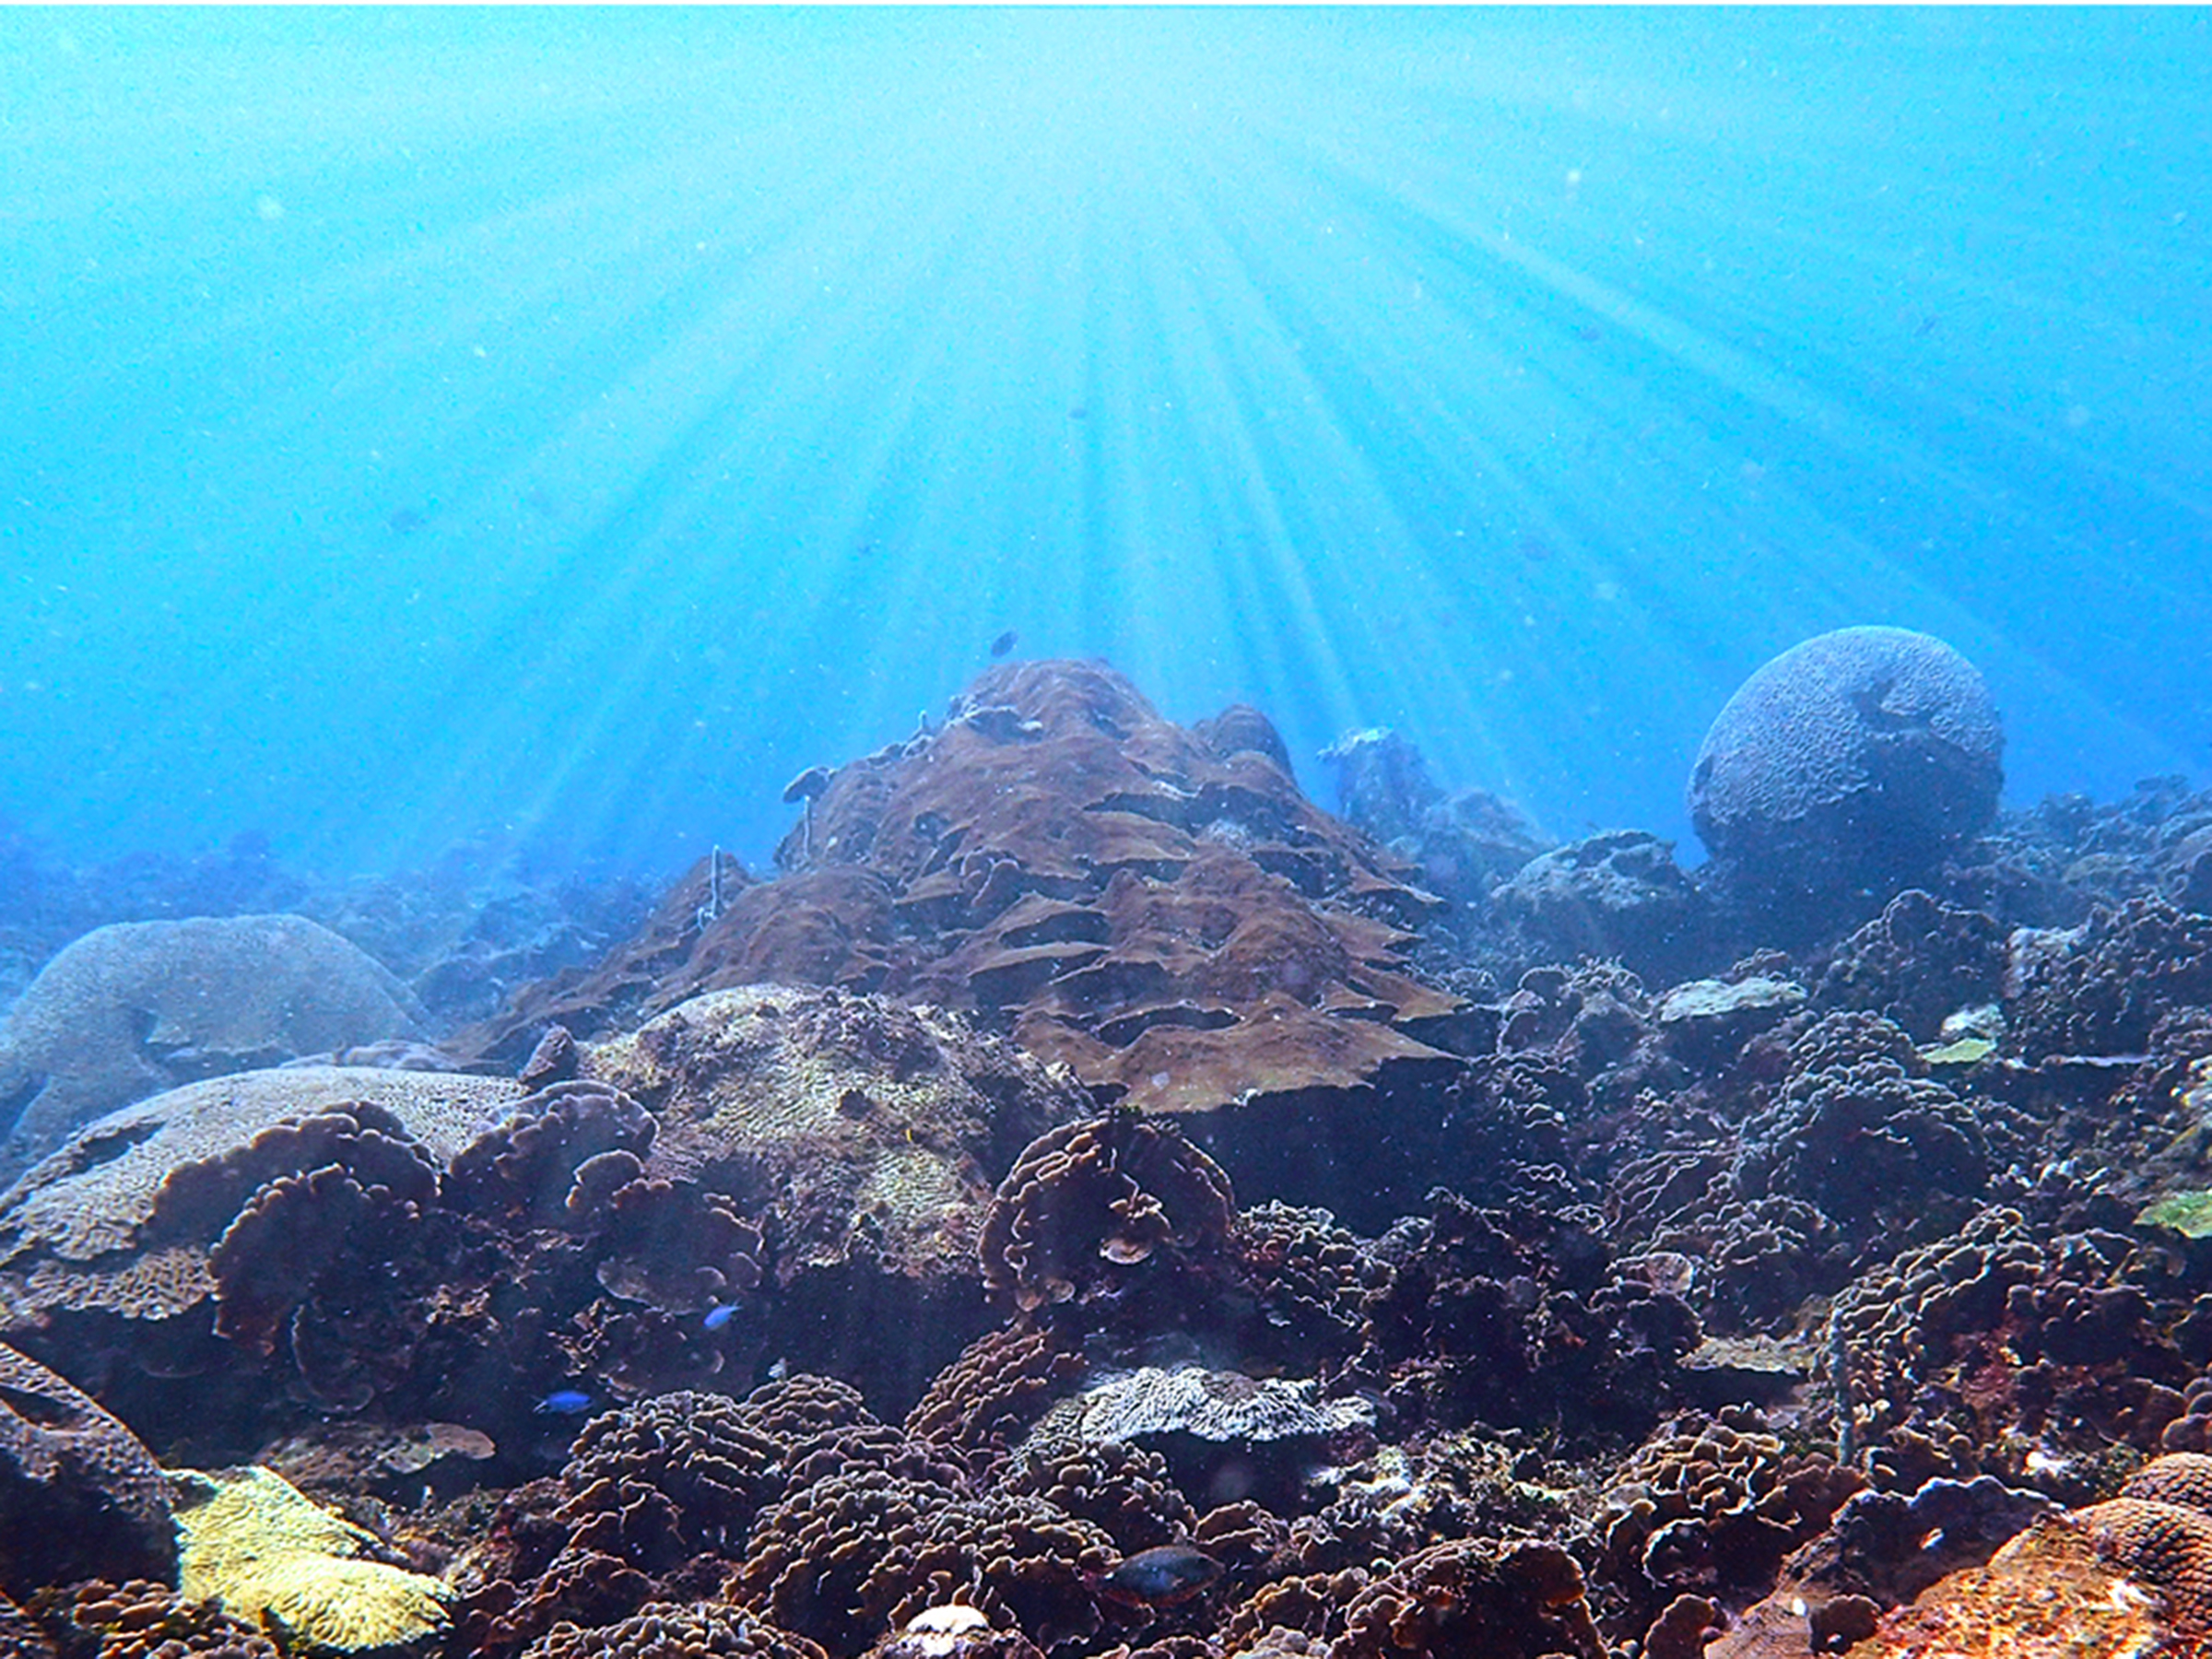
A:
4 7 2206 879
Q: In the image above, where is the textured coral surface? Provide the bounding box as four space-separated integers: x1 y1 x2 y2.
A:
12 657 2212 1659
457 663 1465 1150
0 914 428 1183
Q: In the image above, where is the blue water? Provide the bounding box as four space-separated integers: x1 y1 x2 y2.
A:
4 7 2206 882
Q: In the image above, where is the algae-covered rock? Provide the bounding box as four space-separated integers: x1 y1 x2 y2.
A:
174 1464 448 1653
1923 1035 1997 1067
2136 1190 2212 1239
585 983 1087 1289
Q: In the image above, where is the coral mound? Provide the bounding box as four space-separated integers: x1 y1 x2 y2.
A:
0 1341 173 1596
463 662 1466 1201
0 914 424 1184
1688 627 2003 928
587 984 1084 1289
1832 1513 2166 1659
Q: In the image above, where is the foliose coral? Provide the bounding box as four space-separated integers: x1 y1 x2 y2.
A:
980 1113 1233 1315
463 662 1468 1194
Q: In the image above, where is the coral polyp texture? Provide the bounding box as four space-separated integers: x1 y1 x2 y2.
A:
0 913 428 1183
15 655 2212 1659
1688 626 2003 933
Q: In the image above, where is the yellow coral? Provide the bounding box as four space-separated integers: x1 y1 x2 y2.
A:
174 1465 448 1653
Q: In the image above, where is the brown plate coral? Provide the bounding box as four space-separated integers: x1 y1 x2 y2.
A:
459 662 1468 1204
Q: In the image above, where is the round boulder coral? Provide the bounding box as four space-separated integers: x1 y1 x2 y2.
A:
0 1343 174 1596
0 915 425 1183
1688 627 2003 920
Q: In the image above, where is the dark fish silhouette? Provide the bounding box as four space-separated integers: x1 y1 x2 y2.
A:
990 629 1018 659
1087 1544 1222 1607
782 766 833 804
386 506 428 534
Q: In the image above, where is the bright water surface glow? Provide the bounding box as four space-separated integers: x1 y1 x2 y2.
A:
3 8 2207 879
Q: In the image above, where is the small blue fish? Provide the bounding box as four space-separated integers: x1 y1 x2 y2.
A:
702 1304 738 1331
534 1389 593 1416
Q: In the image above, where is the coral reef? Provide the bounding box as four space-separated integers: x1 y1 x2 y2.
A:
1812 886 2007 1044
0 915 425 1183
1613 1010 1994 1335
734 1465 1114 1655
1688 627 2004 935
0 983 1085 1445
1591 1411 1863 1627
452 1375 933 1657
1827 1206 2205 1496
0 1341 174 1596
18 657 2212 1659
1758 1456 2212 1657
1351 1187 1700 1442
1317 726 1552 916
459 663 1470 1212
1824 1513 2161 1659
1492 830 1711 985
903 1327 1088 1477
590 985 1081 1283
2006 895 2212 1059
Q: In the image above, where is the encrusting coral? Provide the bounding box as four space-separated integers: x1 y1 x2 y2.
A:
173 1464 450 1653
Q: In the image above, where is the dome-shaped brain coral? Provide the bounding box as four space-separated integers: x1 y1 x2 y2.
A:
1688 627 2003 925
